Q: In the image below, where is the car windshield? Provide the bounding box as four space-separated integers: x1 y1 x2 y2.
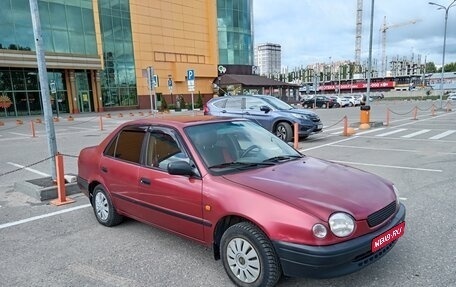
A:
185 120 302 174
262 96 293 110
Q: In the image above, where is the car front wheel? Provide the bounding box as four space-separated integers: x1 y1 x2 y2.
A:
92 185 123 227
221 222 282 287
275 122 292 142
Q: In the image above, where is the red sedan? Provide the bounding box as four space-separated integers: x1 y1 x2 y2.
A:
78 116 405 287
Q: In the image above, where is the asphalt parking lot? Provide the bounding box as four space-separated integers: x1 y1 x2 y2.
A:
0 99 455 286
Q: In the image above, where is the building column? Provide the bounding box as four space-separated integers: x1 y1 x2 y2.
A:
69 70 79 113
95 70 103 112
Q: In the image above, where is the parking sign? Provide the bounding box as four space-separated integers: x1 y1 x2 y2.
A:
187 69 195 81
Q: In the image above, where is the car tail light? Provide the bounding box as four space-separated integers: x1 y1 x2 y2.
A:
203 104 209 115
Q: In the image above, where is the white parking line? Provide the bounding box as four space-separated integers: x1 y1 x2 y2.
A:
401 129 431 138
376 128 407 137
331 144 456 155
7 162 50 177
0 204 91 230
331 160 443 172
300 136 357 152
429 130 456 140
356 127 386 135
8 132 30 137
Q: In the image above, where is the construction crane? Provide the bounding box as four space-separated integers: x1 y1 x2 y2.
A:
380 16 420 77
354 0 363 65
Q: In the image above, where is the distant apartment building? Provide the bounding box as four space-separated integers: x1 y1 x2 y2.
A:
254 43 281 76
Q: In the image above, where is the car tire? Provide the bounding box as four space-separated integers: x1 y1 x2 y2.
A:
302 103 308 109
275 122 293 142
221 222 282 287
92 185 123 227
321 103 327 108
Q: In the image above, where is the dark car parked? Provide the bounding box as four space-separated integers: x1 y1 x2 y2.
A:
204 95 322 141
78 116 406 287
301 96 337 109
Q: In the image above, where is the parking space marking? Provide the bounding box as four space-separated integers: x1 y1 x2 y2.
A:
429 130 456 140
376 128 408 137
300 136 357 152
331 144 456 155
7 162 50 177
8 132 30 137
356 127 386 135
0 204 91 230
331 160 443 172
401 129 431 138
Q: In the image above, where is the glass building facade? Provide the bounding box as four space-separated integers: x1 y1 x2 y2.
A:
217 0 254 65
98 0 137 108
0 0 102 116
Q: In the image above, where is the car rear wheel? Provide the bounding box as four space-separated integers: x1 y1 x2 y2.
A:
221 222 282 287
321 103 327 108
92 185 123 227
275 122 292 142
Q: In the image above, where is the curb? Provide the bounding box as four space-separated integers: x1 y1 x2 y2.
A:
14 176 81 201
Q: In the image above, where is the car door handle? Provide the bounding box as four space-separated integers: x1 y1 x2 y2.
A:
101 166 108 173
140 177 151 185
221 110 227 113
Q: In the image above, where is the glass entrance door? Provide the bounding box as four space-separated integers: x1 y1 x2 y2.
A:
78 91 92 112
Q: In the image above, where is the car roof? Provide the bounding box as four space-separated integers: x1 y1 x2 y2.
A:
115 115 246 129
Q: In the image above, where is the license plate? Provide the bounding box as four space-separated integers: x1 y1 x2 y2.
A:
371 221 405 252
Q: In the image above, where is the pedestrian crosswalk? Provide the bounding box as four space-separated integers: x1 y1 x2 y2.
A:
330 127 456 141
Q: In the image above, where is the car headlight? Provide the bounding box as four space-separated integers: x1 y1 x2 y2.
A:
329 212 355 237
393 184 400 203
312 223 327 238
291 113 309 120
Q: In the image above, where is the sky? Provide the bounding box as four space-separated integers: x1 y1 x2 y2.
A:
253 0 456 69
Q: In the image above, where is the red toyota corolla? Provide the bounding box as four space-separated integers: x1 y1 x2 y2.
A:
77 116 405 287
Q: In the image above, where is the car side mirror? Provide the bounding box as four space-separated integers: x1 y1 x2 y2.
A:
260 105 271 113
168 161 194 176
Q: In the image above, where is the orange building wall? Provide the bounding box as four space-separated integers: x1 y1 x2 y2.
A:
130 0 218 108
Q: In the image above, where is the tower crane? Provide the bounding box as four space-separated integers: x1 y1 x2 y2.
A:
354 0 363 65
380 16 420 77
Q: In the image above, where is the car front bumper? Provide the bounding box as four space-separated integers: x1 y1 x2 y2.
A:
298 121 323 136
272 203 406 278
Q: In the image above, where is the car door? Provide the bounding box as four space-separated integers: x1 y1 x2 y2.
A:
100 126 145 215
242 96 273 130
136 127 205 241
222 96 246 117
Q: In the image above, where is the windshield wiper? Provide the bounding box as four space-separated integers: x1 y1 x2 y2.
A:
262 155 302 163
208 161 275 169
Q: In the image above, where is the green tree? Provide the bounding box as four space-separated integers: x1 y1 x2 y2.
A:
159 93 167 111
425 61 437 73
179 96 186 110
196 92 203 109
437 62 456 72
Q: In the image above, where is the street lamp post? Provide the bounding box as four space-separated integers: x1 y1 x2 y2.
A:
429 0 456 109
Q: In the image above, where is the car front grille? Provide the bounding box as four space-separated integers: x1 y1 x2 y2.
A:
367 201 397 227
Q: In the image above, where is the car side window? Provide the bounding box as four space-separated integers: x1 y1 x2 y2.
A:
212 98 227 108
104 128 146 164
146 130 189 171
225 97 244 109
245 97 266 111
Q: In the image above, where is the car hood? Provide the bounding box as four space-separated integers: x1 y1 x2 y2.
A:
222 156 395 221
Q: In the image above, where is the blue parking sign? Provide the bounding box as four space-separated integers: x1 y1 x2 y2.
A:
187 69 195 81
